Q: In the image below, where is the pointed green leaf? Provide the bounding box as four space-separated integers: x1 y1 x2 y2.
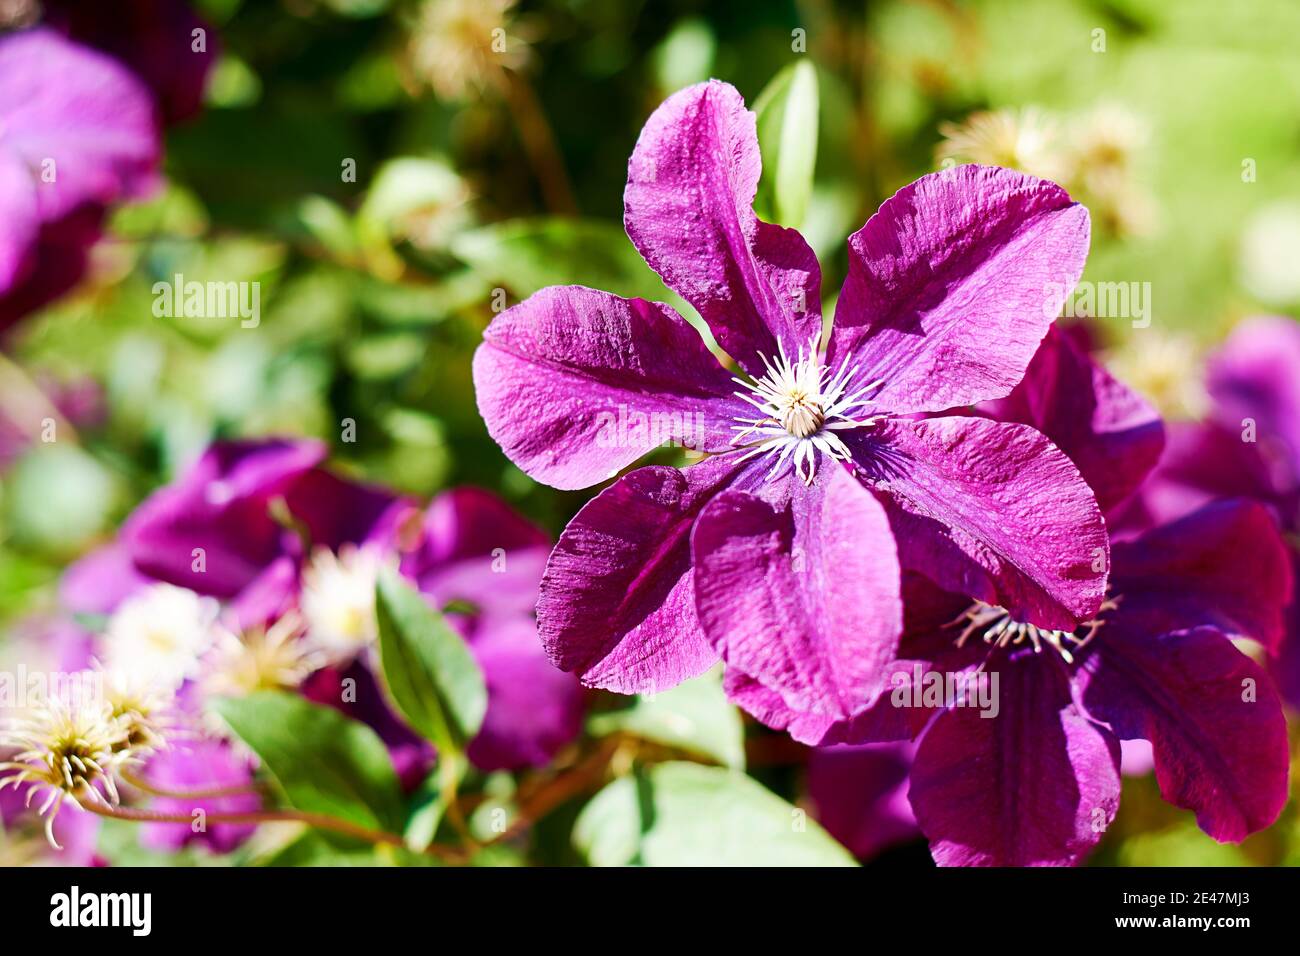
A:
753 61 820 229
374 568 487 754
213 691 404 832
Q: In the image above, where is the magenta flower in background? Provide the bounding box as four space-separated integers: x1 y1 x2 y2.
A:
1110 316 1300 706
0 28 160 333
45 0 217 126
474 79 1107 729
71 438 583 786
136 739 260 854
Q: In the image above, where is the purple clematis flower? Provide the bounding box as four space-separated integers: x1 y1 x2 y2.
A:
118 438 407 622
0 28 160 332
474 80 1108 726
796 330 1292 866
101 438 583 778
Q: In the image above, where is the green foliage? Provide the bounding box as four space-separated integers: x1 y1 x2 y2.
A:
374 568 487 754
753 60 820 229
573 762 856 867
213 692 405 833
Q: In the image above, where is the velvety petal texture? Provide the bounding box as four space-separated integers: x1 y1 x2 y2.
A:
977 325 1164 511
852 416 1108 629
537 453 755 694
473 286 747 490
1077 623 1288 842
909 653 1120 867
829 165 1090 414
693 466 901 720
624 80 821 374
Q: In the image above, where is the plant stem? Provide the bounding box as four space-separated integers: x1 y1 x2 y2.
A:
120 770 265 801
83 802 467 864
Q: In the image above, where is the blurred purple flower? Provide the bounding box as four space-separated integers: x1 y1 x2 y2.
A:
0 28 160 332
137 739 260 854
1109 316 1300 706
474 80 1107 730
45 0 217 126
118 438 407 620
101 439 583 781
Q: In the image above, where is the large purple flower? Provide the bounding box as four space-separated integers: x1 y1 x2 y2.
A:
797 330 1291 866
0 28 160 332
474 80 1107 726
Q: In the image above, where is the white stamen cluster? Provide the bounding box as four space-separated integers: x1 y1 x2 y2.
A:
0 697 134 848
300 545 384 665
731 331 883 484
203 611 321 697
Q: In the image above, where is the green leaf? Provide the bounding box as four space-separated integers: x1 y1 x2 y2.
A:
574 762 855 867
402 773 445 853
212 691 404 833
753 61 820 229
374 569 488 754
588 669 746 769
450 218 677 303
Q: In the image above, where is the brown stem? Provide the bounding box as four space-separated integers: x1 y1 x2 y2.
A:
120 770 266 801
495 736 621 843
499 69 578 216
84 802 467 864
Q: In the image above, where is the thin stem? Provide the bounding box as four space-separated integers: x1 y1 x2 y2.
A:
494 736 620 843
83 802 467 864
120 770 265 801
499 69 578 215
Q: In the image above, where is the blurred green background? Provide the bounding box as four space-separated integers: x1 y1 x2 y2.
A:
2 0 1299 865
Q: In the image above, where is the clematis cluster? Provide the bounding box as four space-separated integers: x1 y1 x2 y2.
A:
473 79 1294 866
476 80 1108 733
0 437 583 856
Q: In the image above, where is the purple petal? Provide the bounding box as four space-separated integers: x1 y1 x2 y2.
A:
977 325 1164 512
807 742 919 860
0 205 104 332
724 573 982 745
474 285 749 490
48 0 218 126
909 652 1120 867
693 466 901 721
403 487 550 618
0 149 38 292
121 439 326 597
537 452 756 695
138 739 261 854
1112 500 1293 652
60 542 151 616
623 80 821 375
466 616 585 771
852 416 1108 629
0 28 160 223
829 166 1090 414
1077 623 1289 842
1206 315 1300 485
